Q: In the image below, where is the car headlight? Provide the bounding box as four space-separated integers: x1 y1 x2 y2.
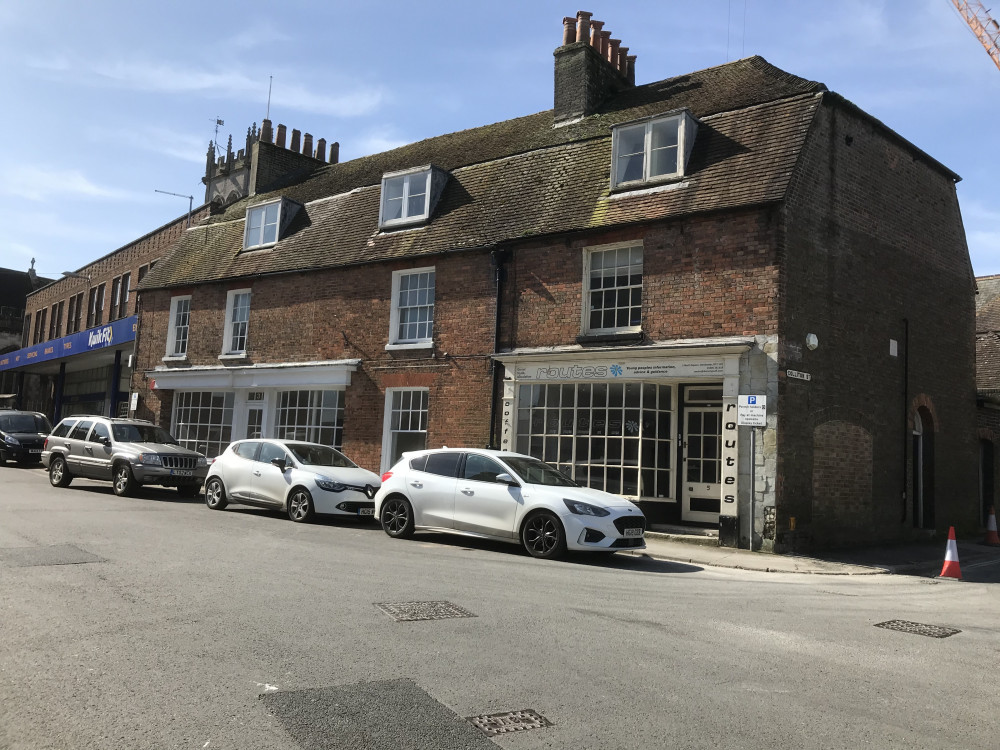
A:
563 498 610 517
138 453 162 465
4 434 20 446
316 477 346 492
196 456 207 467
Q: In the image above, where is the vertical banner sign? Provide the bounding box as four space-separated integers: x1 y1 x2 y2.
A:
720 396 738 517
500 379 515 451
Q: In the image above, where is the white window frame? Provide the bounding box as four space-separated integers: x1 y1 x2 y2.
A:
380 387 429 472
221 288 252 358
244 199 282 250
171 390 235 459
387 267 435 349
610 112 691 189
582 243 643 335
378 167 432 229
164 295 192 360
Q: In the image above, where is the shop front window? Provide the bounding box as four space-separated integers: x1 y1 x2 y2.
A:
274 389 344 448
172 391 235 459
515 382 673 498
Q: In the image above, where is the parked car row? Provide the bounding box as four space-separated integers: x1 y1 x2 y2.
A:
19 412 647 560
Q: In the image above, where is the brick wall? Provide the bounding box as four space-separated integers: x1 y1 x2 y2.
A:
24 207 212 340
504 208 780 349
779 96 978 545
133 250 498 469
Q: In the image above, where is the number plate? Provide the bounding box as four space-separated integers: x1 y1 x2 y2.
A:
623 527 644 538
30 449 42 454
358 507 375 516
171 469 193 477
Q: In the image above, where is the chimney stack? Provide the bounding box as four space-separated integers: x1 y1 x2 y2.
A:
329 141 340 164
275 124 287 148
290 128 301 153
553 11 634 124
315 137 327 162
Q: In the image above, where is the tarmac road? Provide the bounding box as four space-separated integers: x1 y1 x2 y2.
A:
1 465 998 749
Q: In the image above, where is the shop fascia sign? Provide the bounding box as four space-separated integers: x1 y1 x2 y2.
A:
514 357 724 382
0 315 137 372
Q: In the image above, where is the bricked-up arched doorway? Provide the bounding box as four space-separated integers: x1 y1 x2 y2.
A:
912 408 935 529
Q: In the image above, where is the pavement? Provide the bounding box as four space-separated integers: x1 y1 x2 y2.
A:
625 528 1000 576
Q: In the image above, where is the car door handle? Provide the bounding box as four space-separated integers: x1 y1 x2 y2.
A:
460 488 474 495
253 470 261 477
84 446 93 453
409 481 422 488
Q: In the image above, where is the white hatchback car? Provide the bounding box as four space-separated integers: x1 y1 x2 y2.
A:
204 439 380 523
374 448 646 559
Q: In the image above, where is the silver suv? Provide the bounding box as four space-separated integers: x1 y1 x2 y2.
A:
42 416 208 497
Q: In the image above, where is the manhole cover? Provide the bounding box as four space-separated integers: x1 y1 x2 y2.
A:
874 620 961 638
468 709 553 736
0 544 103 567
374 601 477 622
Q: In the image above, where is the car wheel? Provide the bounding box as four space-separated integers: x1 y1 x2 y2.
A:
204 478 228 510
49 456 73 487
177 484 200 498
521 511 567 559
113 462 137 497
287 488 314 523
380 496 415 539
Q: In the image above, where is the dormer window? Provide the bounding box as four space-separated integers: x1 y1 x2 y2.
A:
611 111 697 189
378 166 449 230
244 200 281 249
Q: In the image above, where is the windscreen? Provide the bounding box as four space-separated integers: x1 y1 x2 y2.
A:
111 423 179 445
286 443 357 468
0 413 51 433
500 456 578 487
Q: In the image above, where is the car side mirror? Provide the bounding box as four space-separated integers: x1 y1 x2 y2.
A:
271 457 288 472
101 436 111 447
495 473 519 487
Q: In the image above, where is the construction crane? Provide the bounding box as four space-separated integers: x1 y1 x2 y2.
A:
950 0 1000 71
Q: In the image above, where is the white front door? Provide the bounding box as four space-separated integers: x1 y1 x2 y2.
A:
682 407 722 523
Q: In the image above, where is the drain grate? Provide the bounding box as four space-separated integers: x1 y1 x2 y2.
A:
375 601 477 622
874 620 961 638
468 709 553 736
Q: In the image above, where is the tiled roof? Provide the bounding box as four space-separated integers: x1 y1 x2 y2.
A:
978 332 1000 390
142 56 826 290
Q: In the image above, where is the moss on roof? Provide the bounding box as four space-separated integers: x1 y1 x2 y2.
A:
142 56 825 291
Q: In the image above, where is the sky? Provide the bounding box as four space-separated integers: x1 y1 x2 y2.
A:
1 0 998 281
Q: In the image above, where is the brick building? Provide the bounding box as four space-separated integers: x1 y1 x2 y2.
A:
0 262 52 408
133 11 979 551
974 274 1000 524
0 209 209 419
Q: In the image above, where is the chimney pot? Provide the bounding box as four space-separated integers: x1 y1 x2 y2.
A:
261 118 273 143
599 30 611 58
290 129 301 153
562 16 577 45
627 55 636 85
589 20 604 50
303 132 313 157
576 10 593 44
316 137 327 162
275 124 287 148
609 38 621 66
618 46 629 74
329 141 340 164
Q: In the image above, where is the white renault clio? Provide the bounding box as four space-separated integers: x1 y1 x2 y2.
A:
205 439 380 522
374 448 646 559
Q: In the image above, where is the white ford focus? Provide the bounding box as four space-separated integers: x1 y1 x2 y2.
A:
374 448 646 559
204 439 380 523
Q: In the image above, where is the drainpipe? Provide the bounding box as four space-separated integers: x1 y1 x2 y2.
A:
486 249 508 449
901 318 909 523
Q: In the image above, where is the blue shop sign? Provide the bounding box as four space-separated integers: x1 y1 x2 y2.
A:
0 315 137 372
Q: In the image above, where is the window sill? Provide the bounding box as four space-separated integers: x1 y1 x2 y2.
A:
218 352 249 361
576 331 644 346
161 354 189 364
385 342 434 351
608 176 688 195
378 216 429 232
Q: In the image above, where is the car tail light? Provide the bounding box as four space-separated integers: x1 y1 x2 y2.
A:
43 437 49 449
381 471 393 482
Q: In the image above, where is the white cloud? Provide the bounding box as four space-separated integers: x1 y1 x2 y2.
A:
0 165 137 202
344 130 412 160
100 126 208 165
29 57 385 118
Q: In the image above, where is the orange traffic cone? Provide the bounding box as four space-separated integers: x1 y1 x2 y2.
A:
937 526 962 580
985 506 1000 547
